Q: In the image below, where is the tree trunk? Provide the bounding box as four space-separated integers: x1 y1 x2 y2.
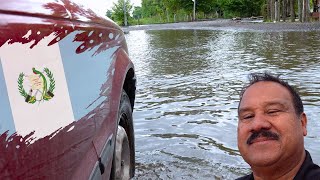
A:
302 0 305 22
275 0 278 21
298 0 302 22
123 0 128 26
271 0 275 21
267 0 271 20
287 0 290 17
276 0 281 22
193 0 196 21
305 0 310 22
283 0 287 22
290 0 295 22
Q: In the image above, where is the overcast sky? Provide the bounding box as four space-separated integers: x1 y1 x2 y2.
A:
74 0 141 16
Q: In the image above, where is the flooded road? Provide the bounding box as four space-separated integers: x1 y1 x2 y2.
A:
125 29 320 179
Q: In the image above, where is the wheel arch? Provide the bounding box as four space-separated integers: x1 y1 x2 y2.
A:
111 48 136 178
123 67 136 111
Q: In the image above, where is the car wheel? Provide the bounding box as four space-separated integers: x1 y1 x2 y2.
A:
114 125 130 180
110 91 134 180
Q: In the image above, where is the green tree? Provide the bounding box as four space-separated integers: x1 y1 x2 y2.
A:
111 0 133 26
197 0 216 14
222 0 265 17
142 0 165 17
106 10 113 19
132 6 142 19
163 0 183 21
141 0 155 17
131 0 267 24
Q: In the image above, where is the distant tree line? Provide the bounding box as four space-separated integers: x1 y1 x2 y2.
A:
107 0 315 25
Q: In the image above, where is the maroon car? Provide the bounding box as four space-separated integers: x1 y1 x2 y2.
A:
0 0 136 179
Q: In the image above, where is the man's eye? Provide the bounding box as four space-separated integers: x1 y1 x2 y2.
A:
267 109 280 114
243 114 254 119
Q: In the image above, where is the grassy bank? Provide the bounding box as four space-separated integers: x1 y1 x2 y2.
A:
115 12 221 26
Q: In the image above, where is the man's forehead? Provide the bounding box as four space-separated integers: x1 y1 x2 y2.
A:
239 81 293 109
243 81 291 97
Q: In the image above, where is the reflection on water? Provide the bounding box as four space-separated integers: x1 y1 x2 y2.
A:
126 29 320 179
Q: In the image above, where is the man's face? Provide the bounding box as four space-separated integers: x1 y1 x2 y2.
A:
237 81 307 168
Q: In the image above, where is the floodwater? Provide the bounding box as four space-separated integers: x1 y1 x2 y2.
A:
125 29 320 179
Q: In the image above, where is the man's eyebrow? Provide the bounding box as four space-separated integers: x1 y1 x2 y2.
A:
263 101 288 108
238 107 252 115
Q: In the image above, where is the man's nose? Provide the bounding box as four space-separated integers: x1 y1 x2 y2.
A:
250 113 272 132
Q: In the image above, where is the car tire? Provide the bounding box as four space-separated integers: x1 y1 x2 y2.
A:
110 91 134 180
114 126 130 180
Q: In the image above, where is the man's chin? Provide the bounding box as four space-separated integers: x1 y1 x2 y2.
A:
251 156 278 166
244 145 281 167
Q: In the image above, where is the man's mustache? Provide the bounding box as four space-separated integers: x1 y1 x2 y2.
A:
247 129 279 145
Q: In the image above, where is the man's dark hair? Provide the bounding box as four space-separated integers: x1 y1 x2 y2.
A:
239 72 304 116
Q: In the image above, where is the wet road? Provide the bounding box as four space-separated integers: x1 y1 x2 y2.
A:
125 29 320 179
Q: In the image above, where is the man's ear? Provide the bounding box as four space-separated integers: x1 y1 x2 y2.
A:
300 113 307 136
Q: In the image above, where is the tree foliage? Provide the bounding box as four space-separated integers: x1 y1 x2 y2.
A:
133 0 267 20
106 10 113 19
111 0 133 25
132 6 142 19
224 0 265 17
108 0 312 25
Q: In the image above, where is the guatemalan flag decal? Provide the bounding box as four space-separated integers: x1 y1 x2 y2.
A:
18 67 55 104
0 34 75 139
